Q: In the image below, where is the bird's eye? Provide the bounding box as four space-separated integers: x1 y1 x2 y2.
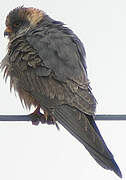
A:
13 22 21 28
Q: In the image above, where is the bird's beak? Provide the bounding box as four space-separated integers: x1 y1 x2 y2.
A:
4 27 12 37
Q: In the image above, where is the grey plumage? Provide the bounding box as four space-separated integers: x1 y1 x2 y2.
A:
1 7 122 178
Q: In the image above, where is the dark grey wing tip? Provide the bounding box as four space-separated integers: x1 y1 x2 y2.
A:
115 169 122 178
117 170 122 179
113 162 122 178
53 105 122 178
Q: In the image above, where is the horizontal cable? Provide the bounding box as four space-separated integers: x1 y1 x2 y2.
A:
0 114 126 122
95 114 126 121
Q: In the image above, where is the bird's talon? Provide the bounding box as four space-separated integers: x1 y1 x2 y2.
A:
32 120 40 125
29 107 59 129
46 120 54 125
46 115 54 125
40 117 46 124
29 107 46 126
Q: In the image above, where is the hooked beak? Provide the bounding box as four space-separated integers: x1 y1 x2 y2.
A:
4 27 12 37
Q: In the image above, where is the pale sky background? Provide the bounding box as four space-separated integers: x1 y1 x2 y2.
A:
0 0 126 179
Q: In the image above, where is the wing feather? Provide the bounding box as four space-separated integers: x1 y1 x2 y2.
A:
1 21 121 177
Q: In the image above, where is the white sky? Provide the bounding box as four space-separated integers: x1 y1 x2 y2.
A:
0 0 126 179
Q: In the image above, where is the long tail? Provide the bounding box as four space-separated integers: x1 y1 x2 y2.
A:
53 104 122 178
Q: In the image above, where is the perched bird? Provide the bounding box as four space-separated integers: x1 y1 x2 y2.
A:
1 6 122 178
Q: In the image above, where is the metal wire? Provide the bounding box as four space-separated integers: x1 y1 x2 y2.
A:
0 114 126 122
95 115 126 121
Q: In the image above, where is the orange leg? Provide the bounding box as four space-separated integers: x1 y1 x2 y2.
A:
33 106 41 114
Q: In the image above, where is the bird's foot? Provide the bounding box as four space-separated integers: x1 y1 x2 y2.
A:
46 113 60 130
44 110 60 130
29 106 46 125
29 106 59 130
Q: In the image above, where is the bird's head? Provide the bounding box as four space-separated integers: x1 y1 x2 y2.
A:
4 6 44 40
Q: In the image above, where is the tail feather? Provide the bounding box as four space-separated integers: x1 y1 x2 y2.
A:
53 104 122 178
